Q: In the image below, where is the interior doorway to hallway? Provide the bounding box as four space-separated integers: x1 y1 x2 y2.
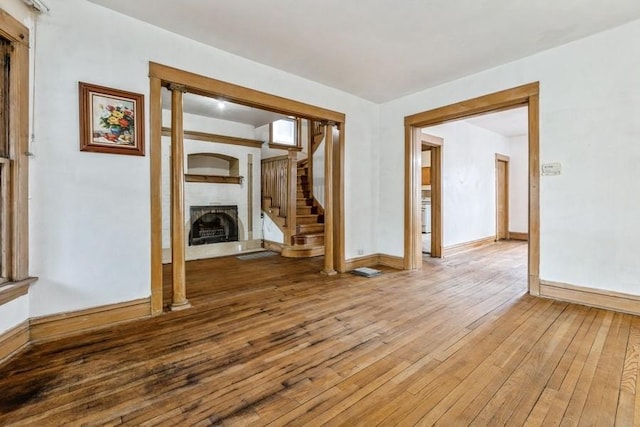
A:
404 83 541 296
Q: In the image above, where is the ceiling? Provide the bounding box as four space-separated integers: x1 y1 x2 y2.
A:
162 89 287 127
89 0 640 103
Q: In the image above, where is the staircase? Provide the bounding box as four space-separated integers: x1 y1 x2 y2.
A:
287 162 324 256
261 157 324 258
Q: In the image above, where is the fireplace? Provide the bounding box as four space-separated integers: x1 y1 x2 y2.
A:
189 205 239 246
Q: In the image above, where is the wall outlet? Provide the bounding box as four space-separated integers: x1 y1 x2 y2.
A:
357 249 364 255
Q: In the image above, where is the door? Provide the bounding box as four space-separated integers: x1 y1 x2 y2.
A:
496 154 509 240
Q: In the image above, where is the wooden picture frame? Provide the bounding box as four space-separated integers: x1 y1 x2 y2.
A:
79 82 145 156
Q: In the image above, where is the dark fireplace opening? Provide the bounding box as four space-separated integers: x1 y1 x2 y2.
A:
189 205 239 246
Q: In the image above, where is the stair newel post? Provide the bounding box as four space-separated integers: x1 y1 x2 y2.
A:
168 83 191 311
286 149 297 244
322 121 337 275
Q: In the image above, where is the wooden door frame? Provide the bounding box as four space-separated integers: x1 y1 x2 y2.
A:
404 82 540 295
421 134 443 257
495 153 510 241
148 62 347 314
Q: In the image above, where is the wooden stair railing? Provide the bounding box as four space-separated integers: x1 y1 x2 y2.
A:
261 153 325 258
310 120 325 154
261 151 298 242
261 155 289 229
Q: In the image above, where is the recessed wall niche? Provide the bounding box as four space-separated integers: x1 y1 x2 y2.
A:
186 153 243 184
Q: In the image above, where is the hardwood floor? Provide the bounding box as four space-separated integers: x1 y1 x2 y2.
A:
1 241 638 425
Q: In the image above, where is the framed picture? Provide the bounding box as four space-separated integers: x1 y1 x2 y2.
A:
79 82 145 156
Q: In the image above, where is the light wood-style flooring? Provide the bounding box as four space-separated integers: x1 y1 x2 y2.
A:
1 241 639 425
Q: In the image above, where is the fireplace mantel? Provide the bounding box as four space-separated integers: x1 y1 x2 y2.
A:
185 174 243 184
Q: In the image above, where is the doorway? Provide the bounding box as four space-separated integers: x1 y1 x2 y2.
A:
495 154 510 241
149 63 347 314
404 83 540 295
420 134 442 257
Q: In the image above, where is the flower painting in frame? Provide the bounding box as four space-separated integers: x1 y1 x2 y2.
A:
79 82 145 156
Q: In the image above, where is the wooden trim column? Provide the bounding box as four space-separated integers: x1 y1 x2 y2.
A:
404 126 423 269
430 144 443 258
528 94 541 295
285 149 297 244
149 77 163 315
334 124 346 272
9 43 29 281
322 122 337 275
247 154 253 240
168 83 190 311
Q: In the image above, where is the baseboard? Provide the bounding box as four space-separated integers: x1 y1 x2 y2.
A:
539 280 640 316
263 240 284 253
0 321 29 366
344 254 380 271
509 232 529 241
30 298 151 343
344 254 404 271
379 254 404 270
443 236 495 257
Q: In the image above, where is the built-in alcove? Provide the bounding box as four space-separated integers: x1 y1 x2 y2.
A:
186 153 243 184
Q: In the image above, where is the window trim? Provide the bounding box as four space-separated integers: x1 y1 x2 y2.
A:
268 117 302 150
0 8 32 291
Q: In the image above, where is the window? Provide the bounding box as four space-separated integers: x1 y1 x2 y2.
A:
269 118 300 149
1 36 10 280
0 10 31 287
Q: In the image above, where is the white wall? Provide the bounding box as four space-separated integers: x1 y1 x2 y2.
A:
262 214 284 244
423 122 510 246
508 135 528 233
28 0 379 317
0 295 29 335
379 18 640 295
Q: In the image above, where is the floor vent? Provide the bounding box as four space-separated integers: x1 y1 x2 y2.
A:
236 251 277 260
351 267 382 278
